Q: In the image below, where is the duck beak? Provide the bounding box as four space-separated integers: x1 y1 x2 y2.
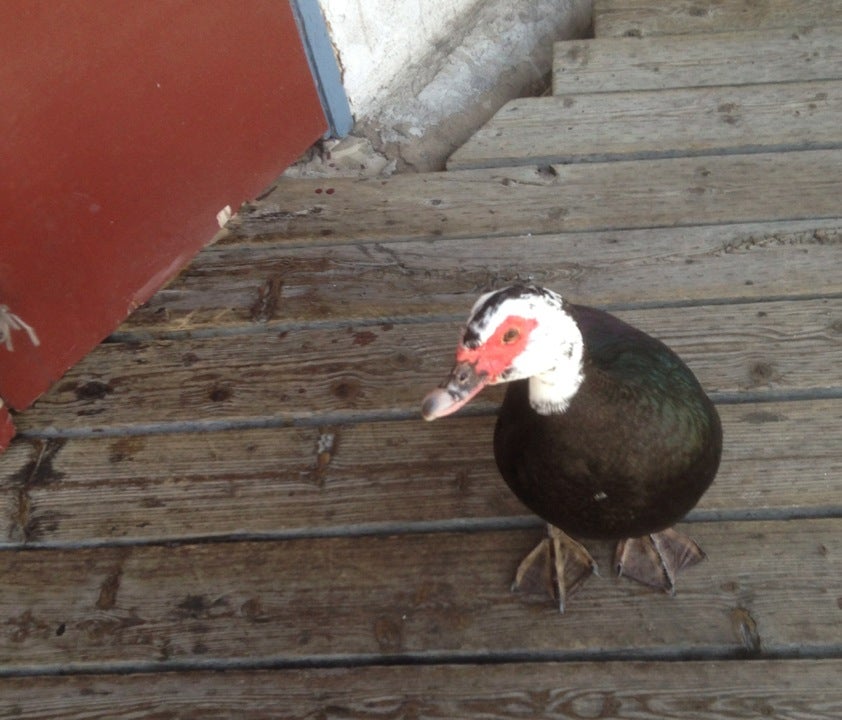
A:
421 360 490 420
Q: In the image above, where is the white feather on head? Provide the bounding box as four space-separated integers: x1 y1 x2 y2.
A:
460 285 584 414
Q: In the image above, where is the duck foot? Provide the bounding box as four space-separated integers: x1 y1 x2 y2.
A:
614 528 706 595
512 525 598 613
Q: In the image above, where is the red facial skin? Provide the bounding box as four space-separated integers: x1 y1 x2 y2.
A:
421 315 538 420
456 315 538 382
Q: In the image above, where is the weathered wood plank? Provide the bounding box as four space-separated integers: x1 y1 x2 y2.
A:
554 26 842 94
2 659 841 719
448 80 842 169
593 0 842 38
125 219 842 333
0 519 838 669
11 298 842 433
2 399 839 545
224 151 842 245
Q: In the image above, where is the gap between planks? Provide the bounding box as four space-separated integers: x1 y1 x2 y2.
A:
0 646 841 680
0 520 839 670
10 297 842 434
2 397 841 547
8 387 842 443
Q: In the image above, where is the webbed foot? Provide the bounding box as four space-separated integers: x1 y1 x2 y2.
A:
614 527 705 594
512 525 598 613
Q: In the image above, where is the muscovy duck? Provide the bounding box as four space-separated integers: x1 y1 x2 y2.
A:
422 285 722 611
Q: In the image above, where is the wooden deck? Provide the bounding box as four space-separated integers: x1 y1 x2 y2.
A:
2 1 841 716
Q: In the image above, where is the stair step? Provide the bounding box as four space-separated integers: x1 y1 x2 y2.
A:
593 0 841 38
227 150 842 244
553 25 842 95
448 79 842 169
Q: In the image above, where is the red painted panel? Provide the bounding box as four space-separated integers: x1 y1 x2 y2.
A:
0 403 14 450
0 1 327 413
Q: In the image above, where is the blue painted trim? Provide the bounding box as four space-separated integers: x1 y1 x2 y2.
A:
290 0 353 138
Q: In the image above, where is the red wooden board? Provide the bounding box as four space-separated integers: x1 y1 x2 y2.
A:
0 0 327 412
0 402 13 450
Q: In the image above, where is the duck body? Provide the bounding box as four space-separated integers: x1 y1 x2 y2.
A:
493 302 722 541
422 285 724 608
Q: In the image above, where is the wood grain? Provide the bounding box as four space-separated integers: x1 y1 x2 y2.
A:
448 80 842 169
223 150 842 245
2 659 841 719
593 0 842 37
2 9 841 697
1 399 839 546
554 26 842 94
124 219 842 333
0 519 839 670
10 298 842 434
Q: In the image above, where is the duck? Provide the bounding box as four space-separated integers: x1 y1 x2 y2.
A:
422 284 722 611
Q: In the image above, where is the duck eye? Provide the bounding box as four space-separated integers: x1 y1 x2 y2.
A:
502 328 520 344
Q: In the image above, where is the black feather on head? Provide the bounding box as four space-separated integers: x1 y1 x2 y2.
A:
462 284 562 347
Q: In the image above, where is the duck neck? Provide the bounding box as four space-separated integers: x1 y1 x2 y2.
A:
527 320 585 416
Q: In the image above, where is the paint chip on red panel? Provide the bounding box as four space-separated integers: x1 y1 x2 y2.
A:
216 205 233 228
0 399 15 452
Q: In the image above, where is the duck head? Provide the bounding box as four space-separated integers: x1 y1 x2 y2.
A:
422 284 585 420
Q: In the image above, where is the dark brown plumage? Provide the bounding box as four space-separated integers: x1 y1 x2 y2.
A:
493 302 722 541
423 285 724 609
